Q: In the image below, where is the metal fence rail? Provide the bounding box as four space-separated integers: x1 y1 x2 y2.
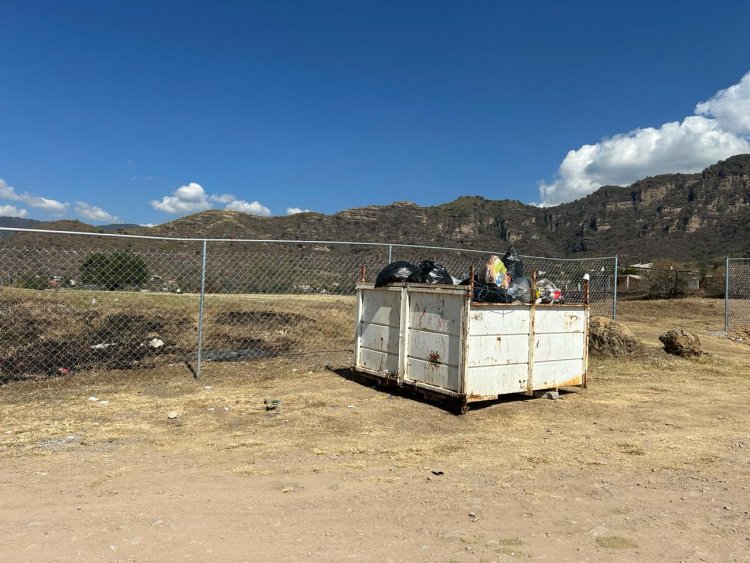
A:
725 257 750 333
0 227 618 383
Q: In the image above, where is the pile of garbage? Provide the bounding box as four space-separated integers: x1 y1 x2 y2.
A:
373 247 565 305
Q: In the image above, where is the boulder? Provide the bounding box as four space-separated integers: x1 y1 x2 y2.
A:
659 329 702 357
588 316 643 357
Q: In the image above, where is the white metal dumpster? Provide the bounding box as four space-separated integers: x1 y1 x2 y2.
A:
353 282 589 411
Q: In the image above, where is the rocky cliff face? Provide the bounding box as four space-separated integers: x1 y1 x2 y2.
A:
2 155 749 261
545 155 750 260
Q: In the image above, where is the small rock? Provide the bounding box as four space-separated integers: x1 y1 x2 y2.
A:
659 329 702 357
88 396 98 402
542 390 559 400
468 511 477 519
148 338 165 349
167 411 179 420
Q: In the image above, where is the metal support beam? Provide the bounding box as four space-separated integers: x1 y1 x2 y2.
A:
724 256 730 333
613 254 619 320
196 239 208 380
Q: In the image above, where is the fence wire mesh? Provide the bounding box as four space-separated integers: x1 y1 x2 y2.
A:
0 244 203 385
725 258 750 334
0 229 617 387
197 242 388 378
616 267 701 300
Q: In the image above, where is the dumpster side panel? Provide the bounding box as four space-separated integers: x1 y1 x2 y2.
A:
466 334 529 366
464 307 530 397
468 309 530 335
405 291 464 392
532 306 586 389
356 288 401 376
465 365 528 396
534 307 585 333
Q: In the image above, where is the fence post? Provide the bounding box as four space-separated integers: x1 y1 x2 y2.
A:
196 239 208 379
724 256 730 333
387 244 393 264
612 255 619 320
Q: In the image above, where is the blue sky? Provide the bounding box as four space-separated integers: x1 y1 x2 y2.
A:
1 0 749 224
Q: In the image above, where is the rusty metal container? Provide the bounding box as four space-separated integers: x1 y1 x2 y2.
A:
353 282 589 411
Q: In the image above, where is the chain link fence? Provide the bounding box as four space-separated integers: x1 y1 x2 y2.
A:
0 228 617 385
616 267 701 300
725 258 750 334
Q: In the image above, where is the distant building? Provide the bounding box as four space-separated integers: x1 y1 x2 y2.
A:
617 274 643 291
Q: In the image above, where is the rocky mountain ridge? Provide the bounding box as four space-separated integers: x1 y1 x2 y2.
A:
1 155 749 262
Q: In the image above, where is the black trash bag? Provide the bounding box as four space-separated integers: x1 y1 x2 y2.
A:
374 261 422 287
417 260 454 284
507 276 532 303
472 282 514 303
501 246 524 280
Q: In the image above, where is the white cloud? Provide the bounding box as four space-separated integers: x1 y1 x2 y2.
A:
209 193 236 204
695 71 750 135
0 204 27 217
226 199 271 216
140 223 156 228
75 201 120 223
539 71 750 206
150 182 212 214
286 207 312 215
151 182 272 216
0 179 69 215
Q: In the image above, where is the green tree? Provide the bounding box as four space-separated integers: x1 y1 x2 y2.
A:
80 252 149 290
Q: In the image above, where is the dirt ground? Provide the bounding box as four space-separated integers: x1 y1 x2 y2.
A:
1 298 749 562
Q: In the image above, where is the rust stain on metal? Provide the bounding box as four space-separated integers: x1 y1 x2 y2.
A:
427 350 441 367
542 374 584 388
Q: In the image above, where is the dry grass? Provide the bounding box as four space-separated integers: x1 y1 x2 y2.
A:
1 297 749 491
0 288 355 380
